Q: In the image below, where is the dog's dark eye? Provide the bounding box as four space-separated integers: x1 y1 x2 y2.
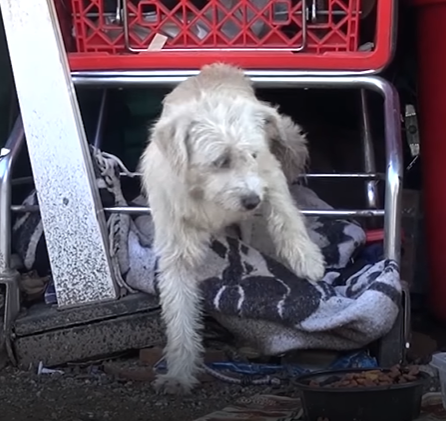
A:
214 155 231 169
251 152 257 159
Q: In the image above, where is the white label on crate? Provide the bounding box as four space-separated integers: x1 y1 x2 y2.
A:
148 34 168 51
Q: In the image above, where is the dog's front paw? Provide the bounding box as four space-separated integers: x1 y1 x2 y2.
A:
291 241 325 282
152 374 198 395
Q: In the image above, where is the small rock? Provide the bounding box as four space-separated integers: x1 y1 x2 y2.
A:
139 347 163 366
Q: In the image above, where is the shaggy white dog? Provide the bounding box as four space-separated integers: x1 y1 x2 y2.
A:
139 63 325 394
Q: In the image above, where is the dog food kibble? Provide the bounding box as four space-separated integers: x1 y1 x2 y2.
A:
309 365 420 388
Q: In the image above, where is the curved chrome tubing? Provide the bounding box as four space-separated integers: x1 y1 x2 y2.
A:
1 72 404 365
360 89 380 211
71 71 407 363
0 116 25 365
72 72 403 264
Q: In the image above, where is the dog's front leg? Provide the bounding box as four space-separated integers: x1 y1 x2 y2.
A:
263 166 325 282
153 224 209 395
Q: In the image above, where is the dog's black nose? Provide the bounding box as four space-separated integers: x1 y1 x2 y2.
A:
241 194 261 210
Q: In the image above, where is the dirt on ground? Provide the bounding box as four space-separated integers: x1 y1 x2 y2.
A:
0 363 296 421
0 353 439 421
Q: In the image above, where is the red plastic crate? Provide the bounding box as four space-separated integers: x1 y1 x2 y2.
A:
62 0 395 71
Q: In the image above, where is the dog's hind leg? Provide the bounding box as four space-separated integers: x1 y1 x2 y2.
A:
263 162 325 282
152 218 209 395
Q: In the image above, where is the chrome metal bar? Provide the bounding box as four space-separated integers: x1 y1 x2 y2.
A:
104 207 384 218
360 90 379 209
0 116 25 365
302 173 384 179
375 79 403 264
115 0 122 24
72 71 394 94
12 173 384 184
0 117 24 270
71 70 376 89
11 205 39 213
118 171 385 180
94 89 108 149
11 204 385 218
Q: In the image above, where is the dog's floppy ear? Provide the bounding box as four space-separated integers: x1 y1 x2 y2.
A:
151 112 192 176
259 105 309 184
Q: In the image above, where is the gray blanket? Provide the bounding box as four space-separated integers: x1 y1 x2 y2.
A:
13 147 401 355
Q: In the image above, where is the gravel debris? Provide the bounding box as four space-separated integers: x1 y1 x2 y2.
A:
0 360 297 421
0 355 439 421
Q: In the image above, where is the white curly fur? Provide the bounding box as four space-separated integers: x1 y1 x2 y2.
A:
139 63 325 395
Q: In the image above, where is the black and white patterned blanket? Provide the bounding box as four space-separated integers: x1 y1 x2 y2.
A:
12 147 401 355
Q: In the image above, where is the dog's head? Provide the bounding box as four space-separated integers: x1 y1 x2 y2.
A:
151 98 286 214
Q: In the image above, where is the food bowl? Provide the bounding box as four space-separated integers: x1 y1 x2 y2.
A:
294 366 428 421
